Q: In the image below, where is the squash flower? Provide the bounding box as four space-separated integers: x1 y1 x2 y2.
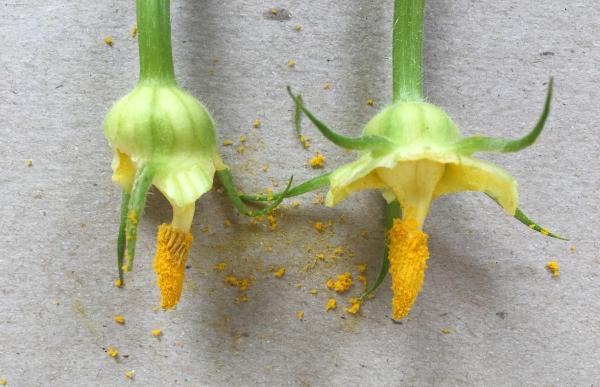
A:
104 0 289 309
243 0 565 320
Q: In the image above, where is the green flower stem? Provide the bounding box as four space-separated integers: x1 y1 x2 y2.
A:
361 200 402 300
117 190 131 282
136 0 176 83
392 0 425 102
240 172 331 202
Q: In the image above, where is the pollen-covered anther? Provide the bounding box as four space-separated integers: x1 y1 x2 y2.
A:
387 218 430 320
153 224 193 309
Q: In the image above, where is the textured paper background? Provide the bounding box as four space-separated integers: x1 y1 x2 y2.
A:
1 1 599 386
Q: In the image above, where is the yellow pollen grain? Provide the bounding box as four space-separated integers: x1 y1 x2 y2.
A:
313 221 325 232
125 370 135 379
345 298 361 314
152 329 162 337
223 139 233 146
441 327 453 334
26 159 33 167
237 145 245 154
107 346 118 358
271 7 279 15
357 275 367 287
332 272 352 293
367 98 374 106
296 310 304 320
309 288 318 295
224 274 252 291
267 213 278 230
570 245 577 253
130 24 138 38
388 218 430 321
287 59 297 68
326 278 335 290
153 224 193 309
261 164 269 172
326 298 337 311
274 267 286 278
252 118 261 128
546 261 560 277
127 210 138 225
294 24 302 32
356 263 367 274
235 294 249 303
323 83 331 90
114 315 125 325
114 278 123 288
309 152 326 168
291 200 301 208
239 135 247 144
214 262 227 271
104 36 113 46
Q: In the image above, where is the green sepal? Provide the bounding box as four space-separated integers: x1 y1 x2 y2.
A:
216 169 294 217
287 87 396 151
360 200 402 300
514 207 568 240
117 190 131 283
241 172 331 202
125 164 155 271
453 78 553 155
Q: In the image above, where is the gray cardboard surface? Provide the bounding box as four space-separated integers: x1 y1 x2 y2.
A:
1 1 599 386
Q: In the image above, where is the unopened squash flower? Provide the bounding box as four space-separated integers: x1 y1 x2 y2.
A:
104 0 289 309
243 0 565 320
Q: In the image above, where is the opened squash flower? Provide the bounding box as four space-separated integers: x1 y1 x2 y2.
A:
105 0 288 309
243 0 565 320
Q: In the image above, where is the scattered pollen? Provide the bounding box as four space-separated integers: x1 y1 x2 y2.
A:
326 298 337 311
104 36 113 46
345 298 361 314
114 278 123 288
291 200 301 208
239 135 247 144
332 272 352 293
224 274 252 291
152 329 162 337
309 152 326 168
261 164 269 172
107 346 119 358
130 24 138 38
357 275 368 287
367 98 374 106
271 7 279 15
326 278 335 290
252 118 261 128
323 83 331 90
223 139 233 146
274 267 286 278
287 59 297 68
125 370 135 380
441 327 453 334
0 378 7 385
546 261 560 277
267 212 278 230
114 315 125 325
235 294 249 303
294 24 302 32
570 245 577 253
26 159 33 167
356 263 367 274
236 145 245 154
214 262 227 271
296 310 304 320
309 288 318 295
313 221 325 232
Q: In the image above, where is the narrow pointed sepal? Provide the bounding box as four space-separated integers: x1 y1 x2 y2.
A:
287 86 395 151
514 208 568 240
453 77 553 155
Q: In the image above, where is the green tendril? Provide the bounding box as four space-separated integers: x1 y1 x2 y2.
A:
240 172 331 202
454 78 553 155
125 165 155 271
287 87 395 151
217 169 294 217
117 190 131 283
